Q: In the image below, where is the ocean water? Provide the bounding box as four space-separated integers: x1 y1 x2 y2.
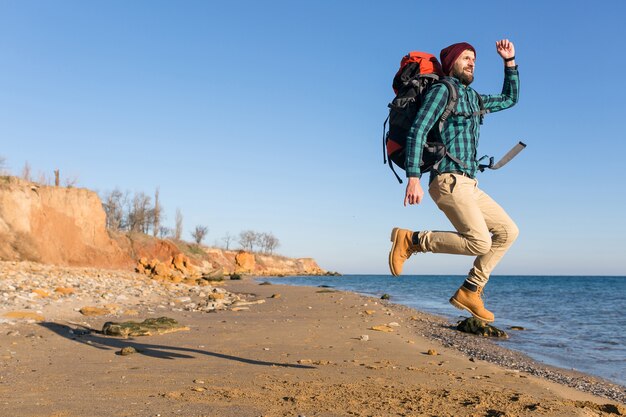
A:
262 275 626 387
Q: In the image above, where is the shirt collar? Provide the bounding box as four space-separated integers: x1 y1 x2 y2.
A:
443 76 471 89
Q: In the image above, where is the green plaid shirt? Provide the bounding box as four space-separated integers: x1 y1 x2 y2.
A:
405 66 519 178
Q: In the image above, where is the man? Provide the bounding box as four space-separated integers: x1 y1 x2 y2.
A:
388 39 519 322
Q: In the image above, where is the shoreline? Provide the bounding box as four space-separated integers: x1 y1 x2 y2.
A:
1 262 624 415
259 277 626 403
258 275 626 392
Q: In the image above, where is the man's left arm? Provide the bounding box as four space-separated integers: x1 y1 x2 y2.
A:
481 39 519 112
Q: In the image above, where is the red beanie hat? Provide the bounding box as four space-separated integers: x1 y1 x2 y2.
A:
440 42 476 76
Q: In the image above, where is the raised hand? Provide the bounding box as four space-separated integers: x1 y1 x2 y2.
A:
496 39 515 60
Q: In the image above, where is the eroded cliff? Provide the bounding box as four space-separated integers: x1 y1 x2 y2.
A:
0 176 329 276
0 177 132 268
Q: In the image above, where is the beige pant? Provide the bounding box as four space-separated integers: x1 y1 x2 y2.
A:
418 173 519 287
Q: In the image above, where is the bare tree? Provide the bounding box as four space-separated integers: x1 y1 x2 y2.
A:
63 175 79 188
158 226 172 239
260 232 280 254
191 225 209 245
174 208 183 240
22 162 32 182
128 192 152 233
152 187 162 237
221 232 234 250
102 188 127 231
238 230 257 251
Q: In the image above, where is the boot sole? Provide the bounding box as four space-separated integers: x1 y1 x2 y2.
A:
388 227 400 276
449 297 495 323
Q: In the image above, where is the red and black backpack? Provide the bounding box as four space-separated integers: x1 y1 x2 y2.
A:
382 51 465 183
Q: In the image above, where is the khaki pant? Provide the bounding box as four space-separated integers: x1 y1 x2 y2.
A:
418 173 519 287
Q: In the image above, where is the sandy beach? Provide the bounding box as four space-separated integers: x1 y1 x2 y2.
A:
1 262 624 417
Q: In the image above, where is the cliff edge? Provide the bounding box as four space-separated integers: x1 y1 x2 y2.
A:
0 176 329 276
0 176 132 268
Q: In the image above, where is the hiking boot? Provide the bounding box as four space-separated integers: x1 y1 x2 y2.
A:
388 227 420 276
449 281 495 322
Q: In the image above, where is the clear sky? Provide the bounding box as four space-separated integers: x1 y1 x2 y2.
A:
1 1 625 275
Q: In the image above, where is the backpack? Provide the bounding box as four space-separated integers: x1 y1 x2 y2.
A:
382 51 477 183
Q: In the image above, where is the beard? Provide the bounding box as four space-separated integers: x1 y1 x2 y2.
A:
452 66 474 86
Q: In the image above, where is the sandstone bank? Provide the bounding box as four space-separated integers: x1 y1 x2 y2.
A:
0 176 330 277
0 176 131 268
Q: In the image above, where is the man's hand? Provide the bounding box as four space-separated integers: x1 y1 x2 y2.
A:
404 177 424 206
496 39 515 63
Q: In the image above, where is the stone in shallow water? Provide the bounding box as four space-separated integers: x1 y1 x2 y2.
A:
456 317 508 338
102 317 189 338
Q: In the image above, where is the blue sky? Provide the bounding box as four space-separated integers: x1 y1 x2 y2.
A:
1 1 625 275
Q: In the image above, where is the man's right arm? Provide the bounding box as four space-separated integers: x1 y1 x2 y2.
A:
404 84 449 178
403 83 449 206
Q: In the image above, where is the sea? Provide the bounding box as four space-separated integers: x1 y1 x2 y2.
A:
261 274 626 387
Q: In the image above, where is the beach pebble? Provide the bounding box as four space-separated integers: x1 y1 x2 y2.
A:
0 260 255 326
54 287 75 295
359 335 369 341
3 311 45 321
370 325 394 333
79 306 110 316
119 346 137 356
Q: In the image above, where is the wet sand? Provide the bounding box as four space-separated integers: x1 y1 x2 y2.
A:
1 271 624 416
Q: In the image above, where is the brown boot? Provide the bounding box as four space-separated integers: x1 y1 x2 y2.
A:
449 281 495 322
388 228 420 276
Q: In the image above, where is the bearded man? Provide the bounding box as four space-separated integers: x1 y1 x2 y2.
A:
388 40 519 322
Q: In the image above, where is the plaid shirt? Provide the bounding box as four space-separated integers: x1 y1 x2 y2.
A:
405 66 519 178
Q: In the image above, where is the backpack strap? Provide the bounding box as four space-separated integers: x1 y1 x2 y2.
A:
433 80 467 172
388 157 404 183
478 141 527 172
382 114 390 164
437 79 458 132
382 114 404 183
476 94 488 121
450 88 490 123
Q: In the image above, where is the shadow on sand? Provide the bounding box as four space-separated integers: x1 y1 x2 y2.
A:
38 321 316 369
